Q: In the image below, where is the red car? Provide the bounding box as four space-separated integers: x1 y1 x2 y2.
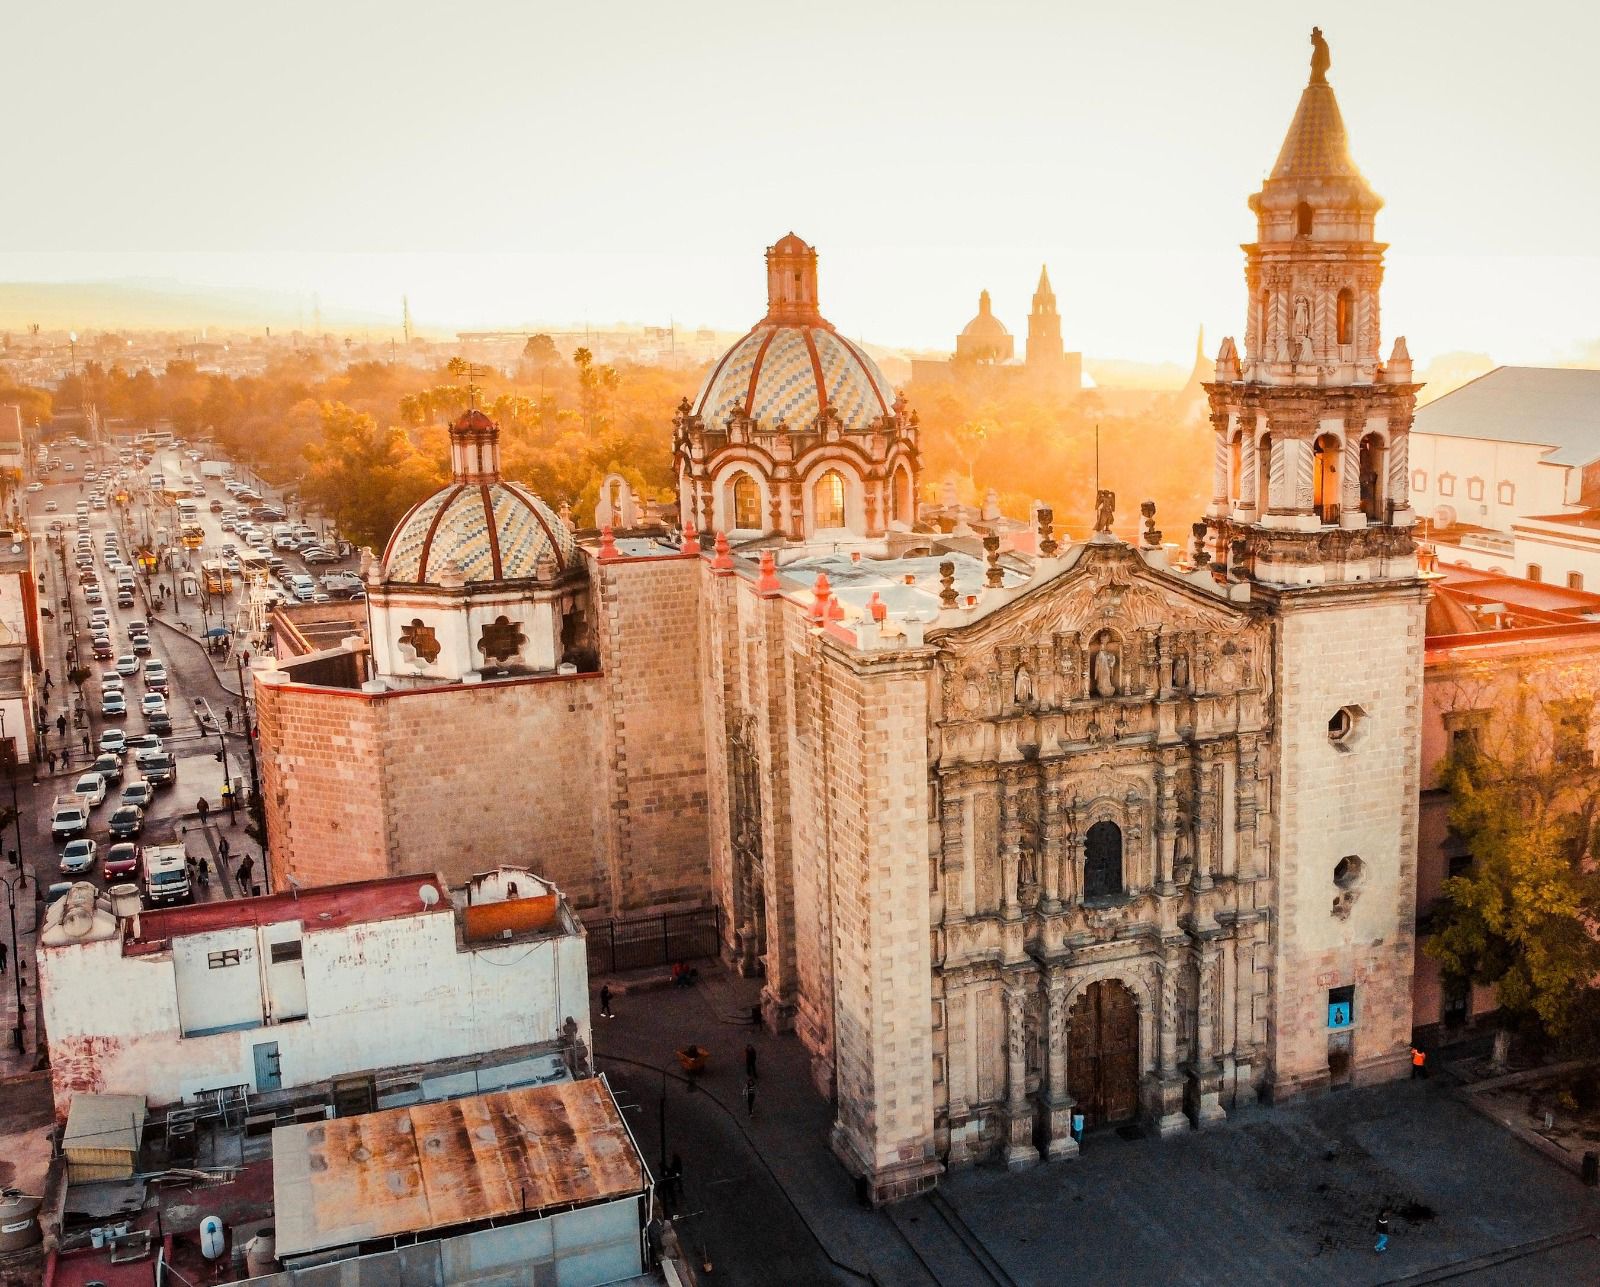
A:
103 842 140 881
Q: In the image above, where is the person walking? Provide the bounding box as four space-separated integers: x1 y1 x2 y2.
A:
196 797 210 823
236 854 255 893
218 835 231 864
46 750 55 774
745 1043 758 1080
197 855 210 888
599 984 614 1019
742 1077 757 1118
81 733 89 755
1410 1047 1427 1079
55 714 65 739
1375 1208 1391 1254
0 939 8 974
225 708 235 731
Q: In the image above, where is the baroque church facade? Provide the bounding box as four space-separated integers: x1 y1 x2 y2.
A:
257 38 1423 1203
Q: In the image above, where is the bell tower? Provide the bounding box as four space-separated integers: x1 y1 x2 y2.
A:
1208 30 1425 1102
1025 265 1063 372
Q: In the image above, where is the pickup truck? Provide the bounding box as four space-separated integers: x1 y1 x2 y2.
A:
136 749 177 788
51 795 91 840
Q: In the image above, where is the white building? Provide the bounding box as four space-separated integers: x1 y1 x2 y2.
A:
1411 366 1600 584
36 867 591 1120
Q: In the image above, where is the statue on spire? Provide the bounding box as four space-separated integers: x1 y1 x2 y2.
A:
1309 27 1331 85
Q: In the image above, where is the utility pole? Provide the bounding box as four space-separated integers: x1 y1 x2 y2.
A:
0 710 24 891
2 875 22 1051
237 654 264 860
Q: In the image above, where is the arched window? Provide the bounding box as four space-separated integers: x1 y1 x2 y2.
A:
731 473 761 530
890 465 913 526
1359 434 1385 521
1295 202 1314 237
1336 289 1355 347
1084 821 1124 900
1527 563 1543 583
1313 433 1342 524
814 470 846 529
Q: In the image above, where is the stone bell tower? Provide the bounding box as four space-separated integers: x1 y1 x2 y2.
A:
1204 29 1425 1101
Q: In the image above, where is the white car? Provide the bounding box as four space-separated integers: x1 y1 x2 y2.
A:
73 772 107 807
59 838 97 876
140 692 168 717
26 481 42 493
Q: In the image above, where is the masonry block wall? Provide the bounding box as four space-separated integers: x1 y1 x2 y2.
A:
1269 586 1427 1098
258 673 613 909
593 551 713 912
823 646 940 1202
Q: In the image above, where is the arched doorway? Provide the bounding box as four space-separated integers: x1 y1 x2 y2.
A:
1359 434 1386 521
1312 433 1341 525
1068 979 1140 1127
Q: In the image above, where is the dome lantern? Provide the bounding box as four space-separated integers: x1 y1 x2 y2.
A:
449 406 501 484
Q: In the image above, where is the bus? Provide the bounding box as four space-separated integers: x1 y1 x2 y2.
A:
181 522 205 550
135 431 174 452
202 559 234 594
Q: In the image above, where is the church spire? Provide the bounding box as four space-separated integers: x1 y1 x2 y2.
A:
1034 265 1053 303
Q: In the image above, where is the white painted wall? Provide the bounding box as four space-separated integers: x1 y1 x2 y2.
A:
1409 433 1573 531
39 904 591 1117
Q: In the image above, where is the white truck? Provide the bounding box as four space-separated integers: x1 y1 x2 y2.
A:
201 460 232 478
142 843 193 907
51 795 90 841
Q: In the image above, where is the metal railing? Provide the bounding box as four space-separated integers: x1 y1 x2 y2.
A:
585 906 721 977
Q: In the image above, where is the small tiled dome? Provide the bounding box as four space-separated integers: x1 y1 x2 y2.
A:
381 407 577 585
694 324 895 434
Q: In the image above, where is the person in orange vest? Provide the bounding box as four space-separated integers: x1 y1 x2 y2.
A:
1411 1046 1427 1079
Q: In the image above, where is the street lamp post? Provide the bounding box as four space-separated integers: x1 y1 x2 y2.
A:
2 875 24 1052
0 709 25 891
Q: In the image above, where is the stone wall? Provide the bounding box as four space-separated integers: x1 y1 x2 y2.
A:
1268 585 1427 1097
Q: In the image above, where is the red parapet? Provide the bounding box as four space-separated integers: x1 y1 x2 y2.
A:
757 549 782 597
868 591 887 623
682 521 701 556
598 525 620 561
712 531 735 572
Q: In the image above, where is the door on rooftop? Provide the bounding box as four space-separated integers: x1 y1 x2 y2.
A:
253 1041 282 1092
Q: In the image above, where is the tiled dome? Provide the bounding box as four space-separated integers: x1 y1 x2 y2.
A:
694 324 895 433
382 481 577 585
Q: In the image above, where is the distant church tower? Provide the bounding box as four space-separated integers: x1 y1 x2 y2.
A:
1205 29 1424 1100
1025 266 1062 372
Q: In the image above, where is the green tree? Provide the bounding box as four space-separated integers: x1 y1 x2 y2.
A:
522 334 561 370
1426 682 1600 1045
300 402 447 550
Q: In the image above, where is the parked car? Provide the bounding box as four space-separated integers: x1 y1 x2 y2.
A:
59 837 97 876
302 546 338 564
107 804 144 839
98 728 128 754
73 773 107 807
104 841 140 880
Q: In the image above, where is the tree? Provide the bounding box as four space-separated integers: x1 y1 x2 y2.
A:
300 402 447 550
1426 672 1600 1047
522 334 561 371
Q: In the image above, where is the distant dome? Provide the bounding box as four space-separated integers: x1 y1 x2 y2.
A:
955 289 1014 363
960 291 1011 342
381 407 578 585
694 325 895 433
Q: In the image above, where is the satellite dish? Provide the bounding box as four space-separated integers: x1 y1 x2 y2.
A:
200 1215 225 1260
1432 504 1457 528
419 885 439 908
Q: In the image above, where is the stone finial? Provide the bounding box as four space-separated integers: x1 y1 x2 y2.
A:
1215 337 1241 382
597 525 620 561
1037 505 1058 558
811 572 832 623
1190 521 1208 568
681 520 701 556
757 549 781 596
1140 499 1162 548
1228 537 1251 581
558 500 575 531
826 594 845 624
712 530 735 571
867 591 887 623
939 560 958 608
981 488 1001 522
941 479 959 508
1384 336 1413 383
983 533 1004 588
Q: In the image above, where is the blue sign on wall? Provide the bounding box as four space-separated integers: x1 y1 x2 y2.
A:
1328 1001 1353 1030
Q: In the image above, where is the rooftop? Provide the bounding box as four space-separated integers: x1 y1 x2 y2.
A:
1427 560 1600 650
273 1077 646 1257
1413 366 1600 465
127 872 447 953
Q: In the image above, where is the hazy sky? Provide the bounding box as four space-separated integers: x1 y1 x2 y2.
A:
5 0 1599 365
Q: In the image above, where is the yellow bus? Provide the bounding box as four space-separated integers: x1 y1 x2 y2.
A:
202 559 234 594
181 522 205 550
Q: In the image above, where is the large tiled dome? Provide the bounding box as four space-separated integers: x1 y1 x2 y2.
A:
380 407 577 585
693 323 895 434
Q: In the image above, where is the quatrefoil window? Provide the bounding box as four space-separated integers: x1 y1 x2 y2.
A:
478 615 527 664
398 619 441 664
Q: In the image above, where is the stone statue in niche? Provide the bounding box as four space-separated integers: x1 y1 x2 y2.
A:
1173 817 1194 885
1017 844 1037 892
1092 638 1118 698
1013 665 1033 706
1171 648 1189 691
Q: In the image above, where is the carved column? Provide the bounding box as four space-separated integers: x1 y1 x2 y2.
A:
1231 922 1262 1108
1000 774 1021 921
1060 797 1081 905
1233 735 1259 881
1387 430 1410 516
1340 430 1362 519
940 784 967 922
1210 416 1230 514
1191 745 1217 894
1138 628 1160 696
1040 778 1063 913
1054 631 1082 704
1004 982 1038 1169
1237 423 1258 519
1044 973 1078 1159
945 981 978 1166
1188 944 1227 1127
1153 952 1189 1136
1156 749 1180 896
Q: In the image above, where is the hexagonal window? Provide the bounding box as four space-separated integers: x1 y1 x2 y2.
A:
1328 704 1367 751
1333 855 1365 890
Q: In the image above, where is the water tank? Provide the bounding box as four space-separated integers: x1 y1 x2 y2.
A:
245 1226 278 1275
200 1215 225 1260
0 1189 41 1252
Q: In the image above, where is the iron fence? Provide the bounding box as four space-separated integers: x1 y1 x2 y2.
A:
586 906 721 977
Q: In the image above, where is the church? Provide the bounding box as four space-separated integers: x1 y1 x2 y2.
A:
257 36 1427 1203
909 267 1083 397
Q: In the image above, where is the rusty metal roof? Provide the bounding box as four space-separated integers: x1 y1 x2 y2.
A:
272 1078 646 1257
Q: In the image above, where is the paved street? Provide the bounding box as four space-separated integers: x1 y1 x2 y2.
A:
591 965 1600 1287
0 434 353 1077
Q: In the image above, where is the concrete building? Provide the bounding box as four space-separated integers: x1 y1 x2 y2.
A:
36 867 591 1121
252 36 1450 1204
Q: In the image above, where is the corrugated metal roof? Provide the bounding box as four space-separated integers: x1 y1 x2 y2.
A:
272 1078 646 1257
1414 366 1600 465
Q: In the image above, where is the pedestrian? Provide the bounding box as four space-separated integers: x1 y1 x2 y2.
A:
218 835 231 862
1410 1047 1427 1079
745 1043 758 1080
1375 1208 1391 1254
56 714 65 738
197 855 210 887
43 669 50 687
81 733 89 754
46 751 56 774
0 939 7 974
242 650 250 667
226 708 235 730
742 1077 757 1118
196 797 210 823
599 984 614 1019
236 856 254 891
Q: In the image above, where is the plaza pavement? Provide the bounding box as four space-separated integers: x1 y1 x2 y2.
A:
590 962 1600 1286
